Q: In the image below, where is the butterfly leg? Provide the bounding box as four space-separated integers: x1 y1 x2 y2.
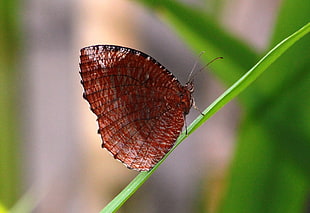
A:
185 117 188 135
192 98 204 116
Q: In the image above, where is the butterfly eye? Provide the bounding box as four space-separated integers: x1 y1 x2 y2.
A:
186 82 194 93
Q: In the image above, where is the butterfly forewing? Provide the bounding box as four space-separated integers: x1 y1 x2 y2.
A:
79 45 192 171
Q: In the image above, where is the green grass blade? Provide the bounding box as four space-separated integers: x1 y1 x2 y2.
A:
100 22 310 213
188 22 310 133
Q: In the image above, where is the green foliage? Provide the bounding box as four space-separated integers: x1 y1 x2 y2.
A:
101 0 310 212
0 203 9 213
0 0 21 209
219 0 310 212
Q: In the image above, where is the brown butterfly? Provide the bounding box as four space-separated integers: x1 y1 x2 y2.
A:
79 45 193 171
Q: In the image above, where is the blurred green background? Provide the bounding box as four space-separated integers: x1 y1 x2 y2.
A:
0 0 309 212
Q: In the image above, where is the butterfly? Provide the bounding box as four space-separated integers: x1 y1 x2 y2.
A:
79 45 193 171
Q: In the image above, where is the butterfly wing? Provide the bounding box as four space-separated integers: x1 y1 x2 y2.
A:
79 45 191 171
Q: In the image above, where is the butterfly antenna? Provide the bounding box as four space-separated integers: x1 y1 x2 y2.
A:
200 56 224 72
188 55 224 83
187 51 206 83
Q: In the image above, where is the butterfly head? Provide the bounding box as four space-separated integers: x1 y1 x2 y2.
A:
185 81 194 94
